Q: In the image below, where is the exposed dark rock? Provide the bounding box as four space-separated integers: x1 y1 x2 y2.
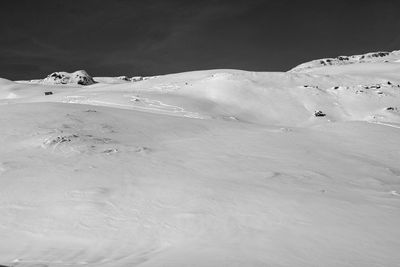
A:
337 56 349 61
44 134 79 146
117 76 130 81
314 110 326 117
103 148 118 154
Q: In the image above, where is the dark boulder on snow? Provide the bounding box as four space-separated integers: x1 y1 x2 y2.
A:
314 110 326 117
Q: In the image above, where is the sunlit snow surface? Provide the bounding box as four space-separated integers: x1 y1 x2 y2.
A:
0 62 400 266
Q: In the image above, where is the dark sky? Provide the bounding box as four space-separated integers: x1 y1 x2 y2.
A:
1 0 400 80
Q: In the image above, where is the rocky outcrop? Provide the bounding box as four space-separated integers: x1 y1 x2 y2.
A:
42 70 95 85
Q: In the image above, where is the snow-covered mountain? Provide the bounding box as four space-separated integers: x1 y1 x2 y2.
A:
290 50 400 73
1 51 400 267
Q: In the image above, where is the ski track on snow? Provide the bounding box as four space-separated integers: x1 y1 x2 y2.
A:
62 95 207 119
367 121 400 129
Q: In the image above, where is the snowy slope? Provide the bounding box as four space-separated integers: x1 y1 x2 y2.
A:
290 50 400 73
0 55 400 266
8 68 400 126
